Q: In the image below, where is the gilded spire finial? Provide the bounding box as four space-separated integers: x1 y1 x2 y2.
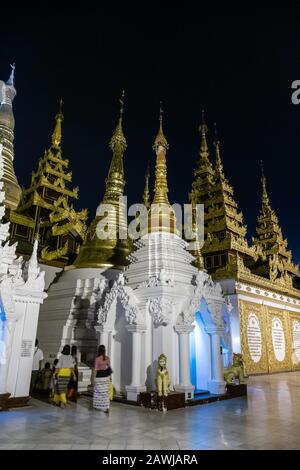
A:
199 109 209 159
119 89 125 119
214 122 224 178
51 99 64 148
154 101 169 151
260 160 270 206
153 102 170 204
6 63 15 87
109 90 127 151
143 162 150 210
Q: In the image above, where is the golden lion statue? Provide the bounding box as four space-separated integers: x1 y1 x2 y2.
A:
156 353 171 397
224 353 247 384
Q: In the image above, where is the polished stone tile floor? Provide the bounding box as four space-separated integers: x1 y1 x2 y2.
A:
1 372 300 450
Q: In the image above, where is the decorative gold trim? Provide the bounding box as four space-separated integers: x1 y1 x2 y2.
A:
239 299 269 375
265 306 292 373
287 312 300 371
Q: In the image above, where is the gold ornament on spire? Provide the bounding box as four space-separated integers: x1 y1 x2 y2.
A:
189 109 214 205
153 101 169 151
189 201 205 270
153 102 170 205
109 90 127 152
213 123 225 179
52 99 64 148
143 163 150 210
260 160 271 208
199 109 209 158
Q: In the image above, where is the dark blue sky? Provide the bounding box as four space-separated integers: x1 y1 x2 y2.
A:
1 10 300 262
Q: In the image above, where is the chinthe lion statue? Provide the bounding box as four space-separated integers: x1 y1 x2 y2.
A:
156 353 171 397
224 353 247 384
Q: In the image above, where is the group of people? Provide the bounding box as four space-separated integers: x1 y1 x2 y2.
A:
30 340 113 413
30 340 79 408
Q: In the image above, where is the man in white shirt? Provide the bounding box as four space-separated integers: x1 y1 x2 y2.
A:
30 339 44 395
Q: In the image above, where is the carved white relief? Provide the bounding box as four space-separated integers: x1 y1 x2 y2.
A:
148 297 174 326
97 274 141 326
176 270 226 328
137 269 175 289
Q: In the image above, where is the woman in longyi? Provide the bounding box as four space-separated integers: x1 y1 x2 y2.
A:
53 344 76 408
93 344 112 412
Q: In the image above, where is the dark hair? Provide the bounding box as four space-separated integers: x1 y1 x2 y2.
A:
62 344 70 355
35 339 38 347
45 362 50 369
97 344 106 359
71 345 77 356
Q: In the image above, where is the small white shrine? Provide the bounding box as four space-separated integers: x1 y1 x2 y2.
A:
0 144 47 404
97 231 231 401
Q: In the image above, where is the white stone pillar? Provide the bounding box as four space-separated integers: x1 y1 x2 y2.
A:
0 317 17 394
95 325 110 351
125 324 146 401
205 325 226 395
174 324 195 400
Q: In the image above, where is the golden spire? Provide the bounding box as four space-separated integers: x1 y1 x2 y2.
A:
252 161 299 282
153 101 169 151
109 90 127 153
189 109 214 206
142 163 150 210
198 109 214 171
213 123 225 179
148 102 177 234
73 91 131 269
153 102 170 205
260 160 271 208
189 201 205 270
200 109 209 159
103 90 126 203
51 99 64 148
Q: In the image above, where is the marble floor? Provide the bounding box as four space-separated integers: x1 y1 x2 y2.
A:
1 372 300 450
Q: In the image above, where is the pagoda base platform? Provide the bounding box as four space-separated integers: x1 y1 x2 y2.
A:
0 393 31 411
110 384 247 410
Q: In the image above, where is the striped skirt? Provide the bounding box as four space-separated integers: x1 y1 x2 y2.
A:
93 377 110 411
53 369 71 405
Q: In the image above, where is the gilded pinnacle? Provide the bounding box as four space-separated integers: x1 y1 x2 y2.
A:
153 103 170 205
52 100 64 148
214 122 224 177
260 160 270 207
149 104 177 234
109 91 127 151
143 164 150 210
199 109 208 151
153 101 169 151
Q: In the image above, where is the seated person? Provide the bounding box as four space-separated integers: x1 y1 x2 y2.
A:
39 362 53 393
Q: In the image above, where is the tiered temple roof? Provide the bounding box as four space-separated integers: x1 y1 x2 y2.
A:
189 116 257 278
251 163 298 287
9 102 87 266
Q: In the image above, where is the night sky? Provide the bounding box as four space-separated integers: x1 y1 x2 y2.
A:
1 10 300 261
